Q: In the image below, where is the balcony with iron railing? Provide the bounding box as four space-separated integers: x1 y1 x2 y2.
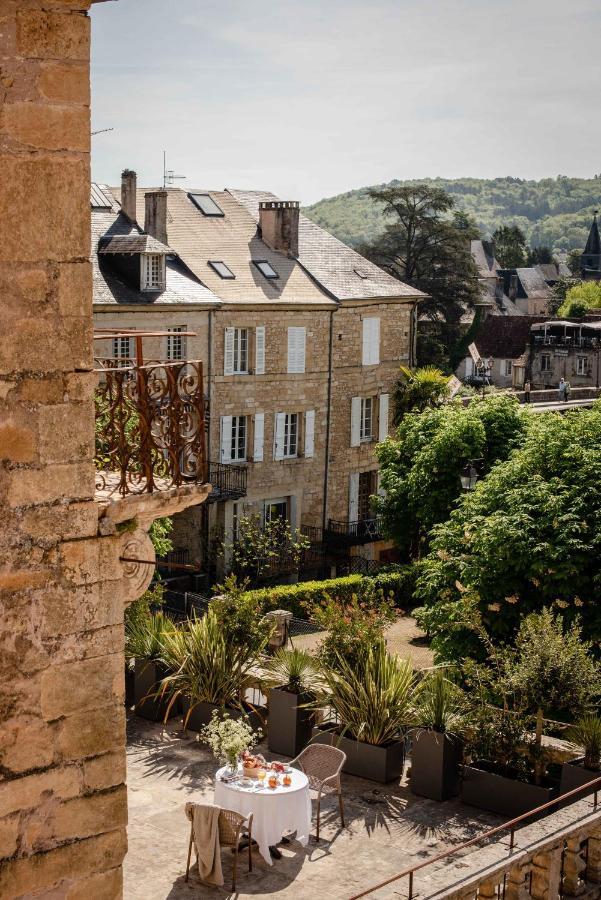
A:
207 461 248 503
324 515 384 546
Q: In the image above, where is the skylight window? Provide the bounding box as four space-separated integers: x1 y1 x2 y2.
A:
189 193 224 217
209 260 235 279
253 260 279 280
354 267 370 279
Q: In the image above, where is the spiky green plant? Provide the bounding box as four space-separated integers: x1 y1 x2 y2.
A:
262 648 322 695
319 641 417 746
125 610 173 662
414 668 466 734
392 365 451 423
566 716 601 771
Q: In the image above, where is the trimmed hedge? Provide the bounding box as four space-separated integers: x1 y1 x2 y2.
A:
244 565 417 619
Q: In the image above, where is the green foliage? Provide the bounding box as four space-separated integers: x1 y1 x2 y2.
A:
318 642 417 746
558 280 601 316
414 669 466 734
210 574 273 657
566 716 601 771
464 705 533 781
492 224 528 268
148 517 173 557
561 298 589 318
261 648 322 695
125 609 173 662
225 514 310 586
550 276 579 314
416 405 601 662
392 366 451 424
304 176 601 254
125 581 164 639
311 588 398 671
242 567 418 618
376 394 527 557
527 246 554 265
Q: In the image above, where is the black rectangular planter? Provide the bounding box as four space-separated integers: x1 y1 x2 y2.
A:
182 699 266 735
461 763 556 817
560 759 601 801
268 689 314 758
134 659 177 722
312 726 404 783
409 729 463 801
125 665 135 708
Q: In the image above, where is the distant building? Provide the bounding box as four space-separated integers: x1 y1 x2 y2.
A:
529 319 601 388
456 316 543 388
581 212 601 281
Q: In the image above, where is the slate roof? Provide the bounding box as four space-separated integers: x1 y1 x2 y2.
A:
473 316 548 359
91 185 219 307
515 267 551 299
99 233 172 255
230 189 423 302
584 215 601 255
471 240 500 279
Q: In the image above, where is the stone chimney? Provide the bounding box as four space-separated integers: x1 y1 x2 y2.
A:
121 169 137 222
144 190 168 245
259 200 299 257
509 273 519 301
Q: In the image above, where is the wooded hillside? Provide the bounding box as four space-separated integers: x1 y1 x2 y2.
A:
304 176 601 251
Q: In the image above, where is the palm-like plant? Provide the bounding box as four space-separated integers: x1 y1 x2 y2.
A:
320 642 417 746
262 648 322 695
414 669 466 734
159 609 270 723
392 365 451 424
566 716 601 771
125 611 173 662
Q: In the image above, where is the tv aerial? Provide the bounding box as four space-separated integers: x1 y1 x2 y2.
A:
163 151 186 188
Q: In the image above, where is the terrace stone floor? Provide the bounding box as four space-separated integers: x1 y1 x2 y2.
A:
124 715 501 900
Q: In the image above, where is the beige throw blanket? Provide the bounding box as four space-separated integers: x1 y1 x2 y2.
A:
185 802 224 886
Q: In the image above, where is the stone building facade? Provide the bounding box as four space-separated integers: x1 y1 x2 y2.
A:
0 3 209 896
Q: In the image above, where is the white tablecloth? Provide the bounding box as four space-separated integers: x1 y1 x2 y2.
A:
214 767 311 865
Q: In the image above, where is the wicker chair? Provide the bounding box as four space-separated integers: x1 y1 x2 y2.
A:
290 744 346 841
185 805 253 892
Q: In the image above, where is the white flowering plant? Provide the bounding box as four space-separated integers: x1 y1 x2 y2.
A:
201 711 258 769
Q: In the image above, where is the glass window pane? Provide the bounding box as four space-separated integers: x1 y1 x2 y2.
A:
189 193 224 217
254 260 279 279
209 260 235 279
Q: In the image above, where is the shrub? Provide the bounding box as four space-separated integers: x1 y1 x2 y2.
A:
311 587 398 671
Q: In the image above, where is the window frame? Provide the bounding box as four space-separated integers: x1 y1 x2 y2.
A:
232 327 249 374
360 397 373 443
283 412 299 459
112 336 133 367
503 359 513 377
541 353 551 372
253 259 279 280
166 326 187 361
189 192 224 217
230 415 247 462
141 253 165 291
577 356 587 376
208 260 235 279
263 497 289 524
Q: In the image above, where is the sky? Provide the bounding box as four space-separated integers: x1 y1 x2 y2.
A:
91 0 601 206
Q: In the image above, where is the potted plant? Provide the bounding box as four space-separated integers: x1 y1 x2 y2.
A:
312 641 416 783
560 716 601 798
409 669 465 801
125 611 178 722
159 608 270 732
263 649 321 758
201 710 259 775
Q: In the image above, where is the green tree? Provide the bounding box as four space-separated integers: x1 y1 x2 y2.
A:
376 394 527 558
558 280 601 316
392 366 451 424
415 405 601 662
492 225 528 268
527 246 554 265
358 185 480 366
224 514 310 587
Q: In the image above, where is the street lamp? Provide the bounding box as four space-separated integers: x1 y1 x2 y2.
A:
460 460 482 492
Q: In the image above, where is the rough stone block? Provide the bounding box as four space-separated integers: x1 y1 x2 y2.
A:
16 9 90 61
58 259 92 318
65 865 123 900
0 765 81 819
40 583 121 639
0 813 19 861
38 61 89 104
2 102 89 151
17 374 64 404
59 537 100 586
82 751 126 793
7 461 95 507
40 654 123 720
38 401 95 464
45 785 127 846
0 715 55 775
20 500 98 546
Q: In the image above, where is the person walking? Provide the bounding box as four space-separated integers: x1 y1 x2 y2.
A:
524 380 531 403
565 380 571 402
558 377 566 402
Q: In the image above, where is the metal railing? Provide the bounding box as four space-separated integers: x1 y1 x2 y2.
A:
349 774 601 900
207 461 248 502
94 358 206 496
325 516 384 545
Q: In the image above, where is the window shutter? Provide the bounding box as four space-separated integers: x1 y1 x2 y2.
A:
255 326 265 375
273 413 285 460
362 317 380 365
349 473 359 522
350 397 361 447
304 409 315 458
287 327 306 374
465 357 474 377
378 393 389 442
220 416 232 463
224 328 235 376
253 413 264 462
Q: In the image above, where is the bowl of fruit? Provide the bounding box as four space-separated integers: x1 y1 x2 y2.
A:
241 751 266 779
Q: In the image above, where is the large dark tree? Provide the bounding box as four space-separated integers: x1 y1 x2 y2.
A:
358 185 480 367
492 224 528 267
527 245 553 265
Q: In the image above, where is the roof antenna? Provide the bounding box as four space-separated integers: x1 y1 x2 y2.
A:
163 150 186 188
91 127 114 136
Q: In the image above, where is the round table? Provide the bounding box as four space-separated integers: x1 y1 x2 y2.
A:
214 767 311 865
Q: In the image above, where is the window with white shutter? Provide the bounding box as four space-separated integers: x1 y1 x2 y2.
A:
304 410 315 458
283 413 299 458
362 317 380 365
350 396 362 447
360 398 373 442
220 415 232 463
253 413 264 461
465 357 474 378
287 327 306 374
378 393 389 442
349 473 359 523
273 412 286 460
233 328 249 374
255 326 265 375
224 328 235 376
220 415 246 462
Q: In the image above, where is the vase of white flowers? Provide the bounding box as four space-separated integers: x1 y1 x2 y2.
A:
201 711 258 774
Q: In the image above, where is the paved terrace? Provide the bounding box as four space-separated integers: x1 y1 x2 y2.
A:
125 715 502 900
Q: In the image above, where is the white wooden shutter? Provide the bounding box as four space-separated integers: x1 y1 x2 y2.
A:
304 409 315 458
378 393 389 442
273 413 285 460
287 327 306 374
362 317 380 365
220 416 232 463
253 413 264 461
255 326 265 375
224 327 235 376
465 357 474 377
350 396 361 447
349 473 359 522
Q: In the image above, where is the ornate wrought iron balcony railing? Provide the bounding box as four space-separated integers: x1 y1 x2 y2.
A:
324 516 383 546
94 358 207 497
207 461 248 503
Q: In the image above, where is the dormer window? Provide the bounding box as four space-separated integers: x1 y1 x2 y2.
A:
141 253 165 291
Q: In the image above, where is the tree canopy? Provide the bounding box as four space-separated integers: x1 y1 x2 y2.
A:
558 280 601 317
392 366 451 424
492 225 528 268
